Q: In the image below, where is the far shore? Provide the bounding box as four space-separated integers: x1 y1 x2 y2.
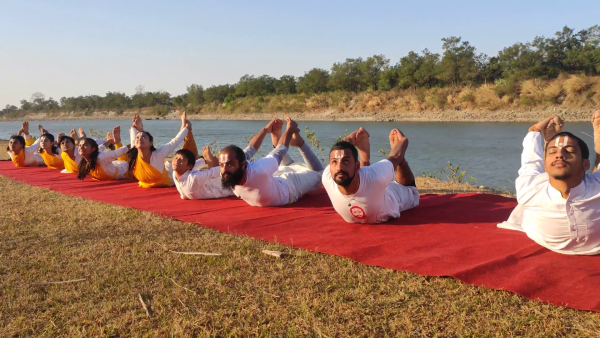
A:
1 107 597 123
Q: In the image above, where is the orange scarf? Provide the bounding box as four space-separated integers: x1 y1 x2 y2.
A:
40 151 65 170
10 150 25 167
25 138 36 147
132 155 172 188
90 163 118 181
61 151 79 173
114 142 130 162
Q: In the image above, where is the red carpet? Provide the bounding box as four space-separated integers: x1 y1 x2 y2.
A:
1 161 599 312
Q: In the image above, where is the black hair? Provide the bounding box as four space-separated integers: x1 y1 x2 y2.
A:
57 135 75 147
175 149 196 169
329 141 359 161
38 133 60 155
221 145 246 165
127 131 157 171
7 135 25 151
77 138 99 180
545 131 589 160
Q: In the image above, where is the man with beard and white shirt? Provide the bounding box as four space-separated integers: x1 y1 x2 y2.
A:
218 117 324 207
498 112 600 255
171 120 278 200
322 127 419 224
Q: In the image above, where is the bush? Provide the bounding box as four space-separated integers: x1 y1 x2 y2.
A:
151 105 170 117
494 77 520 98
474 85 504 110
519 79 546 105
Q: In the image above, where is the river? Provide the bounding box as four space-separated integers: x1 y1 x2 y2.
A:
0 119 596 192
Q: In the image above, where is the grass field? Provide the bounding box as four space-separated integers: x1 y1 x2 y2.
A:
1 140 599 336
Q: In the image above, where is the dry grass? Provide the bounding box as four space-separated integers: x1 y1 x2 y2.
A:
204 75 600 115
7 76 600 124
1 140 599 336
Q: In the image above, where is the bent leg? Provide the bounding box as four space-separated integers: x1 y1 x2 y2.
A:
395 159 415 187
298 142 324 171
281 152 295 166
281 169 323 204
387 181 419 212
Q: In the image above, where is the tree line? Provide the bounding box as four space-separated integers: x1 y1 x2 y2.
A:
2 25 599 116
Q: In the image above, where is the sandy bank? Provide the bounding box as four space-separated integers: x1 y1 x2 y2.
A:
1 107 596 123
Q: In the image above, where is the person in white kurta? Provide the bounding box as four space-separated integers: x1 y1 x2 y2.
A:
172 146 257 200
498 114 600 255
322 127 419 224
172 120 285 200
218 117 324 207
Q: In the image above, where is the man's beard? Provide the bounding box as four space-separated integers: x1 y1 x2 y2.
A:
333 170 355 187
221 167 244 189
550 173 572 180
549 161 572 180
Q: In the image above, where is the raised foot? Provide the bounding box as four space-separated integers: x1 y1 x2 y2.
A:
290 133 305 147
389 129 409 157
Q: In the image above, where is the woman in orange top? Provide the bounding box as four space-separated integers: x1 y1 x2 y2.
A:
59 127 120 174
127 112 194 188
77 138 131 181
6 121 45 167
37 132 65 170
6 135 44 167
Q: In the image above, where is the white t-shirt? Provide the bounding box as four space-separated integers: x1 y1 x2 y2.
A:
175 159 235 200
232 156 290 207
323 159 402 224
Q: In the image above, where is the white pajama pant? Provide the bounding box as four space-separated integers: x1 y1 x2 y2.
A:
274 164 323 204
387 181 420 212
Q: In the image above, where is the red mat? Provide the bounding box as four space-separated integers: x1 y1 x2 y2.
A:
1 161 599 312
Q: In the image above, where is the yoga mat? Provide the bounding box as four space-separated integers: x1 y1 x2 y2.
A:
1 161 598 312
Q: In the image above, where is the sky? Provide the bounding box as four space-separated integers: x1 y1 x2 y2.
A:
1 0 599 107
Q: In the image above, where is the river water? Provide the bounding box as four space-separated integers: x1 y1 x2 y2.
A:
0 119 596 192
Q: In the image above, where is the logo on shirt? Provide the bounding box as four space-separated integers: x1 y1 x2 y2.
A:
350 206 366 220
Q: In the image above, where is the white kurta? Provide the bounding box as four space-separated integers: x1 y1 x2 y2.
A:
498 131 600 255
97 147 130 179
174 159 236 200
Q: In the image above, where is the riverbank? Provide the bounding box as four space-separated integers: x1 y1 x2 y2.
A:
1 107 596 123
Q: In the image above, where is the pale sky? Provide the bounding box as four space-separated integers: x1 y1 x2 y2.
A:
1 0 599 107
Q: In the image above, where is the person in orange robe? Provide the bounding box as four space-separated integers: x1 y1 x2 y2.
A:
127 111 195 188
77 138 131 181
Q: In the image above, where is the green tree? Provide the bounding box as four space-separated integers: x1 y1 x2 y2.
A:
414 49 441 88
297 68 330 94
204 84 236 103
186 84 204 105
397 51 424 89
378 66 399 90
20 99 32 111
328 58 364 92
274 75 297 94
477 54 503 84
440 37 478 86
360 54 390 90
